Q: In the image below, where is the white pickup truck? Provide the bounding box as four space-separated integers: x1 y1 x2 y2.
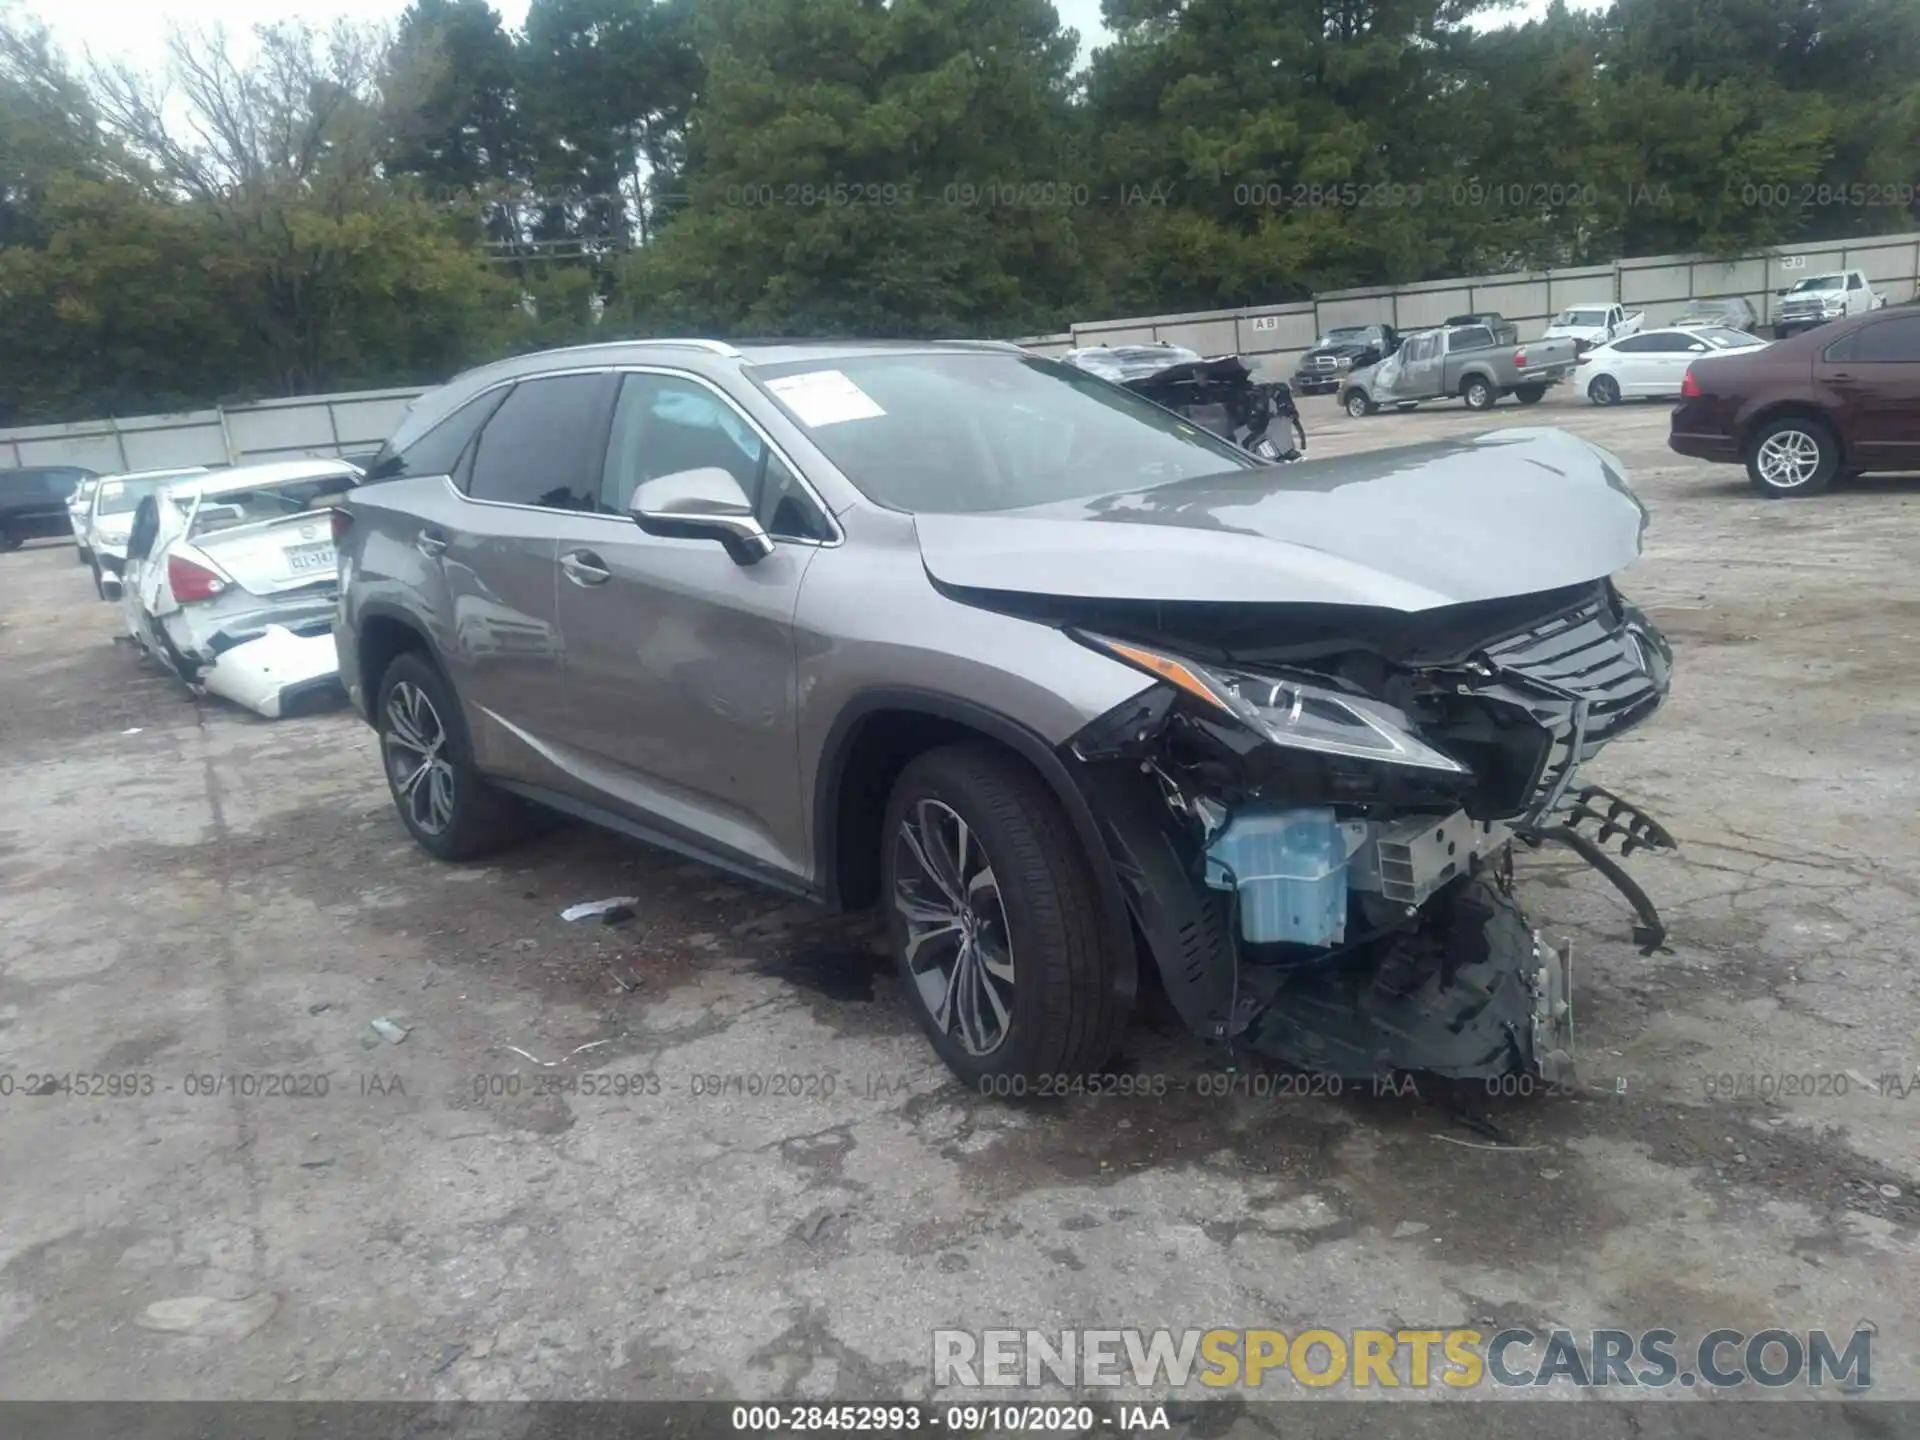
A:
1543 302 1643 352
1771 268 1886 338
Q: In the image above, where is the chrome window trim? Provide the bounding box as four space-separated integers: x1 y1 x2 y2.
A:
432 363 844 548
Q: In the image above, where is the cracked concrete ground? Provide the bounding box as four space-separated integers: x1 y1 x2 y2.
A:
1 392 1916 1426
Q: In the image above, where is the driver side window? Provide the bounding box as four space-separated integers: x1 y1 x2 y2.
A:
599 374 834 542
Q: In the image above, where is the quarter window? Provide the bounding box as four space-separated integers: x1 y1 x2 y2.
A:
466 373 618 510
600 374 834 541
368 387 510 483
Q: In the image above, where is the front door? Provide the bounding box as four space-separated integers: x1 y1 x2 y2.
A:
1398 334 1442 397
546 370 833 882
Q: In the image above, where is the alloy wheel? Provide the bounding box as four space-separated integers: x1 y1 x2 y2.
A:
892 798 1015 1057
1588 375 1620 406
1754 429 1822 490
383 680 457 835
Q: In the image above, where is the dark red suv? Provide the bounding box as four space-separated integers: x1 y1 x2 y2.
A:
1669 304 1920 497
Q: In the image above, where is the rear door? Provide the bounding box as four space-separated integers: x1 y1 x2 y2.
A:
439 370 619 776
1818 317 1920 469
545 369 832 881
1628 332 1706 395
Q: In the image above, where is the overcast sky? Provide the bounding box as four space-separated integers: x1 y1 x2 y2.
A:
31 0 1600 72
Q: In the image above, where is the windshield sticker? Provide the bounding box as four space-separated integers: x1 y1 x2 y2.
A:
766 370 886 427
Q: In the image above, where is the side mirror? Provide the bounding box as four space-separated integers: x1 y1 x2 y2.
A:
630 466 774 566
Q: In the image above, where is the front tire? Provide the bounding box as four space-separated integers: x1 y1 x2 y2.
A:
375 652 535 860
882 745 1126 1086
1513 384 1546 405
0 528 20 553
1746 415 1838 498
1462 376 1496 410
1587 374 1621 406
1344 389 1375 418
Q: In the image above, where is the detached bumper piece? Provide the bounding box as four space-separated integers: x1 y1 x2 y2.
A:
1521 783 1678 955
1242 873 1575 1083
197 617 345 719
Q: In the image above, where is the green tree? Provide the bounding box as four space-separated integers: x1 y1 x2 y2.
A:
616 0 1091 336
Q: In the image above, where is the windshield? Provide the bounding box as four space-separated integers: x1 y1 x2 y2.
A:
1698 327 1760 349
1320 328 1371 344
750 353 1259 515
1787 275 1844 293
1556 309 1608 326
94 471 202 516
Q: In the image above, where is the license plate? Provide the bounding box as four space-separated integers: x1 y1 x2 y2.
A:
285 542 336 574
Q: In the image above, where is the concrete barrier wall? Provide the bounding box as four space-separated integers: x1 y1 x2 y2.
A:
1019 229 1920 381
10 228 1919 470
0 387 426 474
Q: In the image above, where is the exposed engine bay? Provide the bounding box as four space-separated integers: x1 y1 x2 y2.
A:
1059 578 1676 1083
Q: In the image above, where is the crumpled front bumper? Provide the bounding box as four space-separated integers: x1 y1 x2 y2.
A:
1063 586 1671 1083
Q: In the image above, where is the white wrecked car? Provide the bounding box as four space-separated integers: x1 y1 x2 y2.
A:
122 458 362 717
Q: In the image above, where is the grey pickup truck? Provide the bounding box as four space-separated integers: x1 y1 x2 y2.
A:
1339 323 1579 415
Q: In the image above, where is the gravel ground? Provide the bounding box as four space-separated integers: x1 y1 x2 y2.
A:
1 389 1917 1427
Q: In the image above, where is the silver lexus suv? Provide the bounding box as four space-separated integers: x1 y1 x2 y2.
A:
336 338 1676 1088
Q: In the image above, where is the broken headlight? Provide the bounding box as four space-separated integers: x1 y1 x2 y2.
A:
1080 634 1468 775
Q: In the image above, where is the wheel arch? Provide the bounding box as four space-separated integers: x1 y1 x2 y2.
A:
811 689 1135 982
354 604 440 720
1741 402 1848 465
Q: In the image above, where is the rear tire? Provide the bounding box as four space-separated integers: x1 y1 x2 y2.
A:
881 744 1127 1087
1462 376 1496 410
1587 374 1621 406
75 544 90 566
1745 415 1838 498
374 651 536 861
1513 384 1547 405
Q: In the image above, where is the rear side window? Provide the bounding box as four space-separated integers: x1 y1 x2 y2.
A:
1838 318 1920 363
369 388 511 483
466 373 618 510
1451 326 1492 349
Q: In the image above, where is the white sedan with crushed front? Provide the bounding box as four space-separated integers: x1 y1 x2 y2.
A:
121 458 362 717
1575 325 1769 405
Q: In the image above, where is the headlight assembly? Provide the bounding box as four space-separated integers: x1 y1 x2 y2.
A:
1081 634 1468 775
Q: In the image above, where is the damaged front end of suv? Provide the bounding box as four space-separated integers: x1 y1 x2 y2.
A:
921 429 1677 1084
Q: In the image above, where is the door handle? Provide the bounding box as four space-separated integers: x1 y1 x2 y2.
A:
560 549 612 586
415 529 448 559
1828 372 1855 382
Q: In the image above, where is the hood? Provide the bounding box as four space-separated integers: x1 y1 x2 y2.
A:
915 429 1648 613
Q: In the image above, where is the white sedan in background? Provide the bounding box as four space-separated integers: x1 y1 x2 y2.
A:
121 457 362 717
1575 325 1769 406
84 467 213 596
